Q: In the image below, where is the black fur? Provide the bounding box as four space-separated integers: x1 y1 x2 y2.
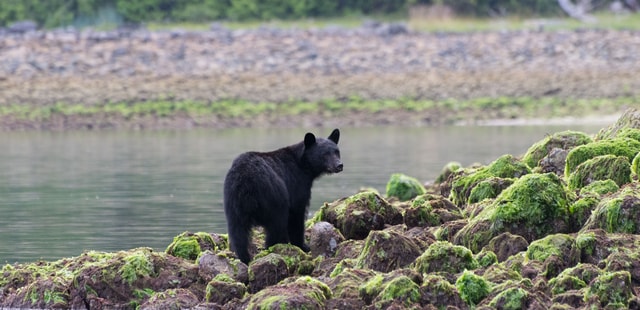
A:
223 129 343 264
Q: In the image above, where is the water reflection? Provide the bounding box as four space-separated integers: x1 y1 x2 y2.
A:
0 125 604 263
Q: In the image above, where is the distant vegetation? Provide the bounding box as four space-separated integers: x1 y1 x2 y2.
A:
0 0 625 29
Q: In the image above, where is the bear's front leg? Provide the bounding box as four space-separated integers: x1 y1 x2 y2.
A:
288 209 310 252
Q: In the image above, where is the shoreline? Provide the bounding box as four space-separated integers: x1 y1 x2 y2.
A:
1 26 639 131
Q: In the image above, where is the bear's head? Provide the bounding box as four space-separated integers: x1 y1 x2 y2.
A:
302 128 343 175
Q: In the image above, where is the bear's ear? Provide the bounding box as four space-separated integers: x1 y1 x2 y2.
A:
304 132 316 148
328 128 340 144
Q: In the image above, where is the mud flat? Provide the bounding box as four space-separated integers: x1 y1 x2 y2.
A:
2 108 640 309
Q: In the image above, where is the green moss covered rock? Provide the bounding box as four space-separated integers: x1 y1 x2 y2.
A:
205 274 247 304
522 130 593 169
526 234 580 278
579 179 620 196
456 269 492 306
386 173 426 201
548 263 601 295
567 155 631 190
244 276 332 309
468 177 515 204
165 231 225 261
564 138 640 178
450 154 530 207
419 274 467 308
454 173 574 252
435 161 462 183
595 108 640 140
633 152 640 179
584 271 634 308
355 230 422 273
413 241 478 275
403 194 462 227
581 183 640 234
316 191 403 240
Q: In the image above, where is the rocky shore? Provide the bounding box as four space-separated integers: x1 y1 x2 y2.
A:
1 23 639 108
2 108 640 309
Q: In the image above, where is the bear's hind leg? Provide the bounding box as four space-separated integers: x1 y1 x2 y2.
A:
228 220 252 264
264 215 290 249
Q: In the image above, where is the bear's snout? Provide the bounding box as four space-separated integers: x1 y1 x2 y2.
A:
334 162 344 173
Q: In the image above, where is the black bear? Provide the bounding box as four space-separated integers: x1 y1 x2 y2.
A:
224 129 343 264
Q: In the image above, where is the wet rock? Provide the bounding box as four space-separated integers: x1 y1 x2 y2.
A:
327 267 377 299
584 270 635 308
419 274 467 309
204 273 247 304
522 130 593 170
243 276 332 309
358 269 423 307
308 221 345 258
467 177 514 204
454 173 574 252
197 251 248 283
455 270 491 307
355 229 422 273
413 241 478 275
581 183 640 233
483 232 529 262
434 161 462 184
567 154 631 190
247 253 290 293
139 288 199 309
525 234 580 279
548 263 601 296
564 137 640 178
316 191 403 240
403 194 462 227
165 231 227 261
450 154 530 207
538 148 569 176
595 108 640 140
386 173 426 201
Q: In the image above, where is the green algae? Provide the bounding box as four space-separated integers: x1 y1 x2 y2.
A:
413 241 478 275
165 231 223 261
455 173 574 252
467 177 514 204
385 173 426 201
579 179 620 196
564 138 640 178
205 274 247 304
522 130 593 169
595 108 640 140
450 154 530 207
355 230 422 273
455 269 491 306
633 152 640 179
581 183 640 233
489 287 528 310
374 276 421 308
475 250 498 267
525 234 577 263
435 161 462 183
315 191 402 240
567 155 631 190
120 250 155 285
548 263 602 295
585 270 634 307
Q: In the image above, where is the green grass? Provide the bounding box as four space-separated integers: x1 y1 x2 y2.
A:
140 12 640 33
0 96 636 122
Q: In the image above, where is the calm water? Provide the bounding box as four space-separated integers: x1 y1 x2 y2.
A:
0 125 605 263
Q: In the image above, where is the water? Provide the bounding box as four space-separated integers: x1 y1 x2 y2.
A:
0 124 605 264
